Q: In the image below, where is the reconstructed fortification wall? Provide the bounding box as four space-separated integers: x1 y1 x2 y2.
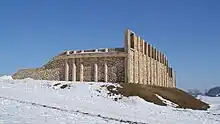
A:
57 49 126 83
13 49 126 83
61 57 125 83
12 29 176 88
124 29 176 87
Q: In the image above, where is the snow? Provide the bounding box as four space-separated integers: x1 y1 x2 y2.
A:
0 75 13 80
0 76 220 124
155 94 179 107
197 95 220 115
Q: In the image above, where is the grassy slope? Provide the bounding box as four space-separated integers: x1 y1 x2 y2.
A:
106 83 209 110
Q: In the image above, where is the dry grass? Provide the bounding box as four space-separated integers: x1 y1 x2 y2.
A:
106 83 209 110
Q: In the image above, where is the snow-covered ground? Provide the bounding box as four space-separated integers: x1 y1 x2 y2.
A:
0 76 219 124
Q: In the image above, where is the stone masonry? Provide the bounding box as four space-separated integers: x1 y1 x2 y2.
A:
12 29 176 88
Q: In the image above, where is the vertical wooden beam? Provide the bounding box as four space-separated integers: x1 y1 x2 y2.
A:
80 60 84 82
94 63 98 82
161 53 165 87
163 54 166 87
143 41 146 85
133 35 138 84
164 56 167 87
94 49 98 82
104 62 108 82
71 51 76 82
154 48 157 86
145 42 149 85
65 51 70 81
137 36 141 84
170 67 173 88
162 53 165 87
124 29 131 84
172 69 176 88
165 56 168 87
168 67 171 87
149 45 153 86
140 38 145 84
104 48 108 82
65 59 69 81
151 47 155 86
79 50 84 82
147 43 150 85
164 55 167 87
155 50 158 86
158 51 161 86
167 58 170 87
72 59 76 82
154 47 157 86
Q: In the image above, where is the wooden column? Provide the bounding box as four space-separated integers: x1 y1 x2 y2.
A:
133 35 138 84
137 36 141 84
65 51 70 81
72 59 76 82
158 51 161 86
94 49 98 82
147 43 150 85
165 56 167 87
65 59 69 81
145 42 148 85
154 48 157 86
165 56 168 87
143 41 146 84
80 50 84 82
124 29 131 84
172 69 176 88
80 62 83 82
104 48 108 82
156 50 159 86
94 63 98 82
151 47 155 86
71 50 76 82
148 44 152 85
161 53 164 87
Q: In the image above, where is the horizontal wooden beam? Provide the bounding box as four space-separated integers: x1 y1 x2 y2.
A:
55 52 127 60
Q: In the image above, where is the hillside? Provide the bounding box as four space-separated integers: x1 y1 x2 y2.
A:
206 87 220 97
106 83 209 110
0 76 219 124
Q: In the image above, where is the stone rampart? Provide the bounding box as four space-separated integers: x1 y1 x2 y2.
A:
12 29 176 88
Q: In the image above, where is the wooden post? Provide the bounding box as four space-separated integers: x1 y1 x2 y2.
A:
65 51 70 81
94 49 98 82
158 51 161 86
80 50 84 82
65 59 69 81
104 48 108 82
124 29 131 84
72 59 76 82
137 36 141 84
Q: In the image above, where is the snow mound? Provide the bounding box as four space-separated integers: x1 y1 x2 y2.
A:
0 79 219 124
0 75 13 80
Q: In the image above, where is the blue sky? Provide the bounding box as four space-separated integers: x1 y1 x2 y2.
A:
0 0 219 90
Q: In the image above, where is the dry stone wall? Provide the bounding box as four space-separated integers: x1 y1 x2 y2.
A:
12 68 60 81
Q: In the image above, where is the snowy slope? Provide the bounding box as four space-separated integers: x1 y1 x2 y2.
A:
197 95 220 115
0 76 219 124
